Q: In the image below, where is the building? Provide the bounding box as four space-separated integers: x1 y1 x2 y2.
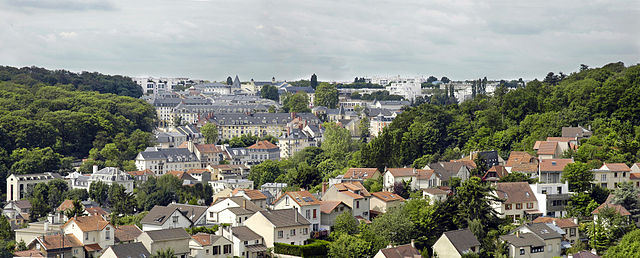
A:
493 182 540 222
210 113 320 140
127 169 155 182
206 196 264 225
6 172 63 202
231 189 268 209
369 113 396 138
374 242 421 258
219 225 266 258
592 163 631 190
370 191 405 213
260 183 287 203
180 142 228 167
500 223 563 258
273 191 322 232
277 128 318 158
530 182 572 217
62 215 115 256
319 201 352 230
538 159 573 184
135 147 200 175
533 141 564 159
189 233 234 258
562 126 592 139
140 205 193 231
482 165 509 182
155 131 188 148
432 229 481 258
246 140 280 163
114 225 143 244
89 167 135 193
2 200 31 228
322 182 371 221
15 220 63 245
427 162 471 186
28 233 84 258
244 209 311 247
136 228 191 258
505 151 539 176
422 188 449 204
330 168 381 186
383 168 436 191
532 217 579 246
101 242 150 258
209 179 254 194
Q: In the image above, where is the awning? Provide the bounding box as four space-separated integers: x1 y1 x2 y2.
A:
246 244 267 253
84 243 102 252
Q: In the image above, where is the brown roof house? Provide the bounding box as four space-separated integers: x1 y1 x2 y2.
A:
330 168 382 186
319 201 352 229
482 165 509 182
383 168 438 192
28 233 84 258
493 182 540 222
592 203 631 223
562 126 592 139
322 182 372 221
374 241 421 258
136 227 191 257
232 188 269 209
244 209 311 248
592 163 631 190
422 188 449 204
62 215 115 256
370 191 405 213
188 232 233 258
273 191 322 232
246 140 280 164
533 141 563 160
114 224 142 244
432 229 481 258
538 159 573 184
505 151 539 176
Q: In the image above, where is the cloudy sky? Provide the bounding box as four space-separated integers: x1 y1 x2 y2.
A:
0 0 638 81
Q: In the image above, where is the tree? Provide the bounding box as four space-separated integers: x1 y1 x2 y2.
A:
310 74 318 89
440 77 450 83
282 92 311 113
363 206 415 246
566 192 599 217
249 160 283 188
9 147 65 174
64 199 85 218
393 181 409 199
89 181 110 206
500 172 536 184
332 211 359 237
359 116 370 139
611 182 640 221
46 179 69 210
260 85 279 101
604 229 640 257
328 233 372 258
200 123 218 144
152 248 175 258
427 76 438 83
454 177 501 229
29 183 50 219
0 215 12 240
109 184 136 215
314 83 338 108
65 189 89 201
226 76 233 85
562 162 594 192
321 122 354 162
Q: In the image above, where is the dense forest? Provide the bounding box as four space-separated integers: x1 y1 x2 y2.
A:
0 70 156 198
0 66 143 98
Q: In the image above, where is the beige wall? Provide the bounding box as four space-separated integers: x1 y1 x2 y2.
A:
593 171 630 190
244 213 310 248
432 236 462 258
370 198 403 213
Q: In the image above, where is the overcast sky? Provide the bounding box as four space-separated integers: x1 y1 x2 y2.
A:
0 0 638 81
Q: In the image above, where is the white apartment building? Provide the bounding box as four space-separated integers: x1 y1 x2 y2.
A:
6 172 64 202
88 166 135 193
386 81 422 101
135 147 201 175
209 179 254 194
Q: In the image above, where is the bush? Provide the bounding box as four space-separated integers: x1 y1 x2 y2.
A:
273 239 329 257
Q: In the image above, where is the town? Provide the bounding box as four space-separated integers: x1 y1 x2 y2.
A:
0 61 639 258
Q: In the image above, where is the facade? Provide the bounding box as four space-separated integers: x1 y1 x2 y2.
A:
500 223 563 258
322 182 371 221
89 167 135 193
370 191 405 213
538 159 573 184
432 229 481 258
6 172 63 202
231 189 268 209
140 206 193 231
530 183 571 217
189 233 234 258
532 217 579 246
383 168 436 191
493 182 539 222
220 226 267 258
272 191 322 232
244 209 311 247
422 188 449 204
136 228 191 258
210 113 319 140
277 128 318 158
209 179 254 194
135 147 200 175
62 215 115 256
592 163 631 190
246 140 280 164
374 243 421 258
101 242 150 258
206 196 264 225
319 201 352 230
427 162 471 186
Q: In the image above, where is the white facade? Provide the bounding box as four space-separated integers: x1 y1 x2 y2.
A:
6 173 64 202
386 82 422 101
88 167 134 193
209 179 254 194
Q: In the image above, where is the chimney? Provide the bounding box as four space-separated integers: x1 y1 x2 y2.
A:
294 208 298 223
322 182 327 194
93 165 98 173
516 231 520 238
410 239 415 248
243 200 246 209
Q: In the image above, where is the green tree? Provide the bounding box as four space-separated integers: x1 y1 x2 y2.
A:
310 74 318 89
282 91 311 113
260 85 279 102
89 181 110 206
0 215 12 240
332 211 359 237
566 192 599 217
65 189 89 201
64 199 85 218
314 83 338 108
9 147 64 174
46 178 69 210
109 184 136 215
604 229 640 257
29 183 50 219
364 206 415 246
200 123 218 144
328 233 372 258
500 172 536 184
611 182 640 222
321 122 355 162
562 162 594 192
226 76 233 85
152 248 175 258
249 160 283 188
454 177 501 229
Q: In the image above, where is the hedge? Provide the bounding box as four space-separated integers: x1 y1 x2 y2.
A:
274 239 330 257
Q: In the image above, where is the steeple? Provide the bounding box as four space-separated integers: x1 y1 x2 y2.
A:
233 75 241 88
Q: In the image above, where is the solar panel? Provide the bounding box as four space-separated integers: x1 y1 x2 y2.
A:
302 197 313 202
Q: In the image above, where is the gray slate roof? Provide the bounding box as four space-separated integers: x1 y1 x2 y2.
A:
231 226 262 241
167 203 207 222
525 223 563 240
258 209 310 227
138 147 198 162
107 242 150 258
500 232 545 247
442 229 480 254
144 228 191 241
140 206 186 226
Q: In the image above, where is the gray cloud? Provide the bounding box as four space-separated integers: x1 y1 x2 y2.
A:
0 0 637 81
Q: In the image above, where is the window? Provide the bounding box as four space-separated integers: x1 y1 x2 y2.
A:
530 246 544 253
306 210 310 219
570 228 576 237
303 228 308 235
172 215 179 223
614 172 618 178
520 248 525 255
313 209 317 219
206 249 209 254
85 232 89 240
105 227 110 240
290 229 296 236
527 203 533 209
356 201 360 209
516 203 522 209
505 204 512 210
278 231 283 238
244 241 248 245
601 174 607 181
213 246 220 255
223 244 231 254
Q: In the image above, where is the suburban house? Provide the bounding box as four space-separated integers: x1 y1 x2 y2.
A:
591 203 631 222
383 168 436 191
273 191 321 232
232 189 269 209
140 205 193 231
493 182 540 222
562 126 592 139
189 232 234 258
206 196 263 226
319 201 352 230
370 191 405 213
374 242 421 258
209 179 254 194
432 229 481 258
482 165 509 182
538 159 573 184
220 225 267 258
6 172 63 202
427 162 471 186
186 169 212 183
244 209 311 247
322 182 371 221
631 163 640 173
88 166 135 193
135 147 201 175
330 167 381 186
101 242 150 258
530 182 572 217
114 224 143 244
592 163 631 190
28 233 84 258
500 223 563 258
533 141 564 159
246 140 280 164
505 151 539 176
422 188 449 204
2 200 31 228
136 228 191 258
62 215 115 256
532 217 579 245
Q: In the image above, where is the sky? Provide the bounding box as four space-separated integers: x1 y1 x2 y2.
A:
0 0 638 82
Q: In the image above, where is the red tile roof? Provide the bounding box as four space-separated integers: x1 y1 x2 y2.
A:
334 181 371 197
63 215 111 232
57 200 75 212
482 165 509 181
247 140 278 150
536 141 558 155
275 191 321 206
195 144 224 153
37 234 83 250
386 168 416 177
84 243 103 252
539 159 573 172
546 137 577 142
14 250 44 257
191 233 214 246
532 217 578 228
127 169 154 176
601 163 631 172
343 168 380 180
85 207 108 217
232 189 267 200
592 203 631 216
319 201 345 214
505 151 537 167
630 173 640 180
371 192 405 202
451 159 477 169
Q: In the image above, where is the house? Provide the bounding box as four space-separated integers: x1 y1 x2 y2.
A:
167 203 208 226
232 189 268 209
538 159 573 184
493 182 540 222
532 217 579 245
370 192 405 213
2 200 31 228
467 150 504 169
210 113 320 140
180 142 227 167
209 179 254 194
62 215 115 256
374 242 421 258
57 199 109 222
6 172 63 202
631 170 640 189
167 170 199 185
562 126 592 139
505 151 539 176
533 141 563 159
631 163 640 173
319 201 352 230
206 196 264 226
135 147 200 176
482 165 509 182
383 168 436 191
87 167 134 193
187 169 212 183
140 205 192 231
246 140 280 163
592 163 631 190
426 162 472 186
100 242 150 258
500 223 563 258
189 233 234 258
546 137 579 151
244 209 311 247
330 167 381 186
13 250 45 257
114 224 143 244
422 188 449 204
209 164 249 180
373 100 410 110
260 183 287 203
591 203 631 221
273 191 322 232
277 128 318 158
15 220 63 244
370 113 396 137
127 169 155 182
136 228 191 258
66 171 90 191
530 182 572 217
155 131 188 148
220 225 267 258
28 233 85 258
322 182 371 221
432 229 481 258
